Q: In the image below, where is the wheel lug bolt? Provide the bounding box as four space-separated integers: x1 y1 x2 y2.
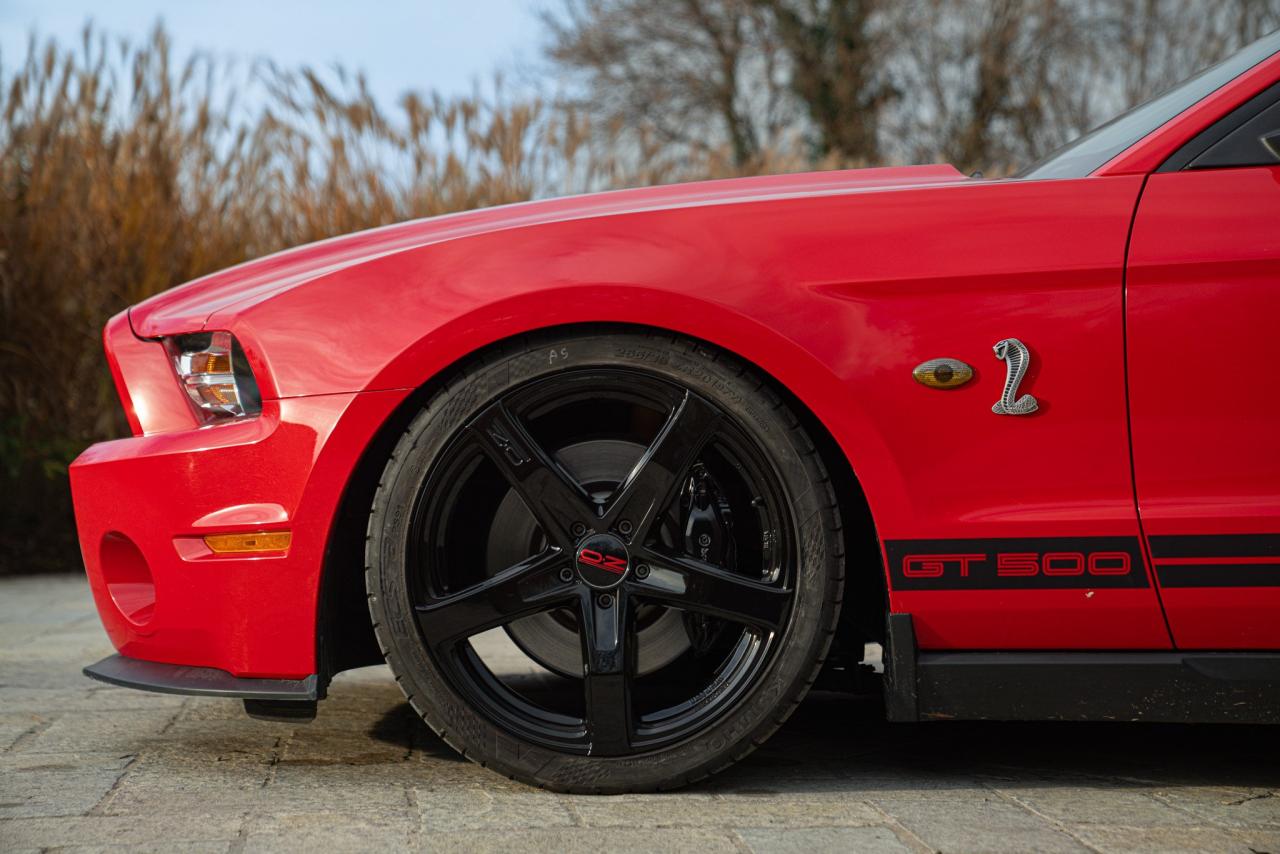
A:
635 564 650 579
618 519 634 535
571 522 587 538
559 568 574 583
597 594 613 608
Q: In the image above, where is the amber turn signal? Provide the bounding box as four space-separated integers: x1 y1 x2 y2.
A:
203 531 292 554
912 358 974 390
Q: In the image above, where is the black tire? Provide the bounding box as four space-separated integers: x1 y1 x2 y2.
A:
365 329 844 792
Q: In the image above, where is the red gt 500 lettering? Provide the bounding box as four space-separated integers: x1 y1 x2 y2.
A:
902 554 985 578
885 538 1148 590
995 551 1131 577
905 551 1130 577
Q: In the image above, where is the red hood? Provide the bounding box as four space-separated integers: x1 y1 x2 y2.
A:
129 164 967 337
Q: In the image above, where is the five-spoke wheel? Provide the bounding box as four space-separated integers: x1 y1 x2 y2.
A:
367 331 843 791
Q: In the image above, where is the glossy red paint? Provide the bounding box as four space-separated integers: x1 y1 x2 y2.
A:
72 356 408 676
70 52 1280 679
101 311 195 436
1127 165 1280 649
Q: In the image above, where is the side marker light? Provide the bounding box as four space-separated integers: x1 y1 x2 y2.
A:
203 531 292 554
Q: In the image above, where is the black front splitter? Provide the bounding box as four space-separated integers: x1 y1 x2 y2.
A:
84 654 321 721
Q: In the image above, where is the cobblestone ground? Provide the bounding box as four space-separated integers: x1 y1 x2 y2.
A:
1 575 1278 853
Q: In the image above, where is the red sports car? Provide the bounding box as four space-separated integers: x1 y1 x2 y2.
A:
75 31 1280 792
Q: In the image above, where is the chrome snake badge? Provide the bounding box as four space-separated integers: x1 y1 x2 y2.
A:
991 338 1039 416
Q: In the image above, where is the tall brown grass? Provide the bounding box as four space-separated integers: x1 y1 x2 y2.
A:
0 26 796 573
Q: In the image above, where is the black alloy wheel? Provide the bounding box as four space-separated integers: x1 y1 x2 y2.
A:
366 330 845 792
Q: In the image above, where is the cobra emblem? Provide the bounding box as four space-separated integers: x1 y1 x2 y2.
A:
991 338 1038 416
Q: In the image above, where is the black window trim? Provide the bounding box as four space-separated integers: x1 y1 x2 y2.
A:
1157 80 1280 172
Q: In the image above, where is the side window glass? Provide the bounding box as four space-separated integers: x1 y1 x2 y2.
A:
1188 98 1280 169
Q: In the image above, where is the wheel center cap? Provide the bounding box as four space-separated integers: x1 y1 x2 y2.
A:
575 532 630 589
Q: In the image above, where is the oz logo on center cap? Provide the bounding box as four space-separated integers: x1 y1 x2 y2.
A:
575 533 630 589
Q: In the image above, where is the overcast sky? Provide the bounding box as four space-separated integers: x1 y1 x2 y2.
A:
0 0 546 105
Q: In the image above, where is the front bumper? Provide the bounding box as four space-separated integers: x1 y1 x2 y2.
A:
70 318 410 680
71 394 358 678
72 312 408 680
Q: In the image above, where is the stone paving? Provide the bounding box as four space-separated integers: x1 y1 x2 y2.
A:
1 575 1278 853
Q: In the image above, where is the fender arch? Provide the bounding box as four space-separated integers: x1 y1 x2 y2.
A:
365 286 904 515
316 317 888 682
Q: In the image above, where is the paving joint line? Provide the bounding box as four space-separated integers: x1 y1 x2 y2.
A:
988 786 1106 854
864 798 937 854
87 753 139 817
9 716 54 753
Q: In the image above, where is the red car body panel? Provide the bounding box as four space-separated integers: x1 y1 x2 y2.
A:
74 380 408 677
71 52 1280 680
1127 166 1280 649
128 166 968 341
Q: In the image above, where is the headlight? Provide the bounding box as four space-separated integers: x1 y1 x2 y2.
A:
165 331 263 423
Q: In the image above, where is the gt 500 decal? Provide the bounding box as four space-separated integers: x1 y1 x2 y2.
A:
885 537 1148 590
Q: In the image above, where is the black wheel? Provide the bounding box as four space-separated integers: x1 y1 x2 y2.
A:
365 330 844 792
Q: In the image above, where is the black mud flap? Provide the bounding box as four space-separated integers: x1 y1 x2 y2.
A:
883 612 918 722
243 698 318 722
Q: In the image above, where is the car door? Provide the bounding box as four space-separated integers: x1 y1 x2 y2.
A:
1127 84 1280 648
